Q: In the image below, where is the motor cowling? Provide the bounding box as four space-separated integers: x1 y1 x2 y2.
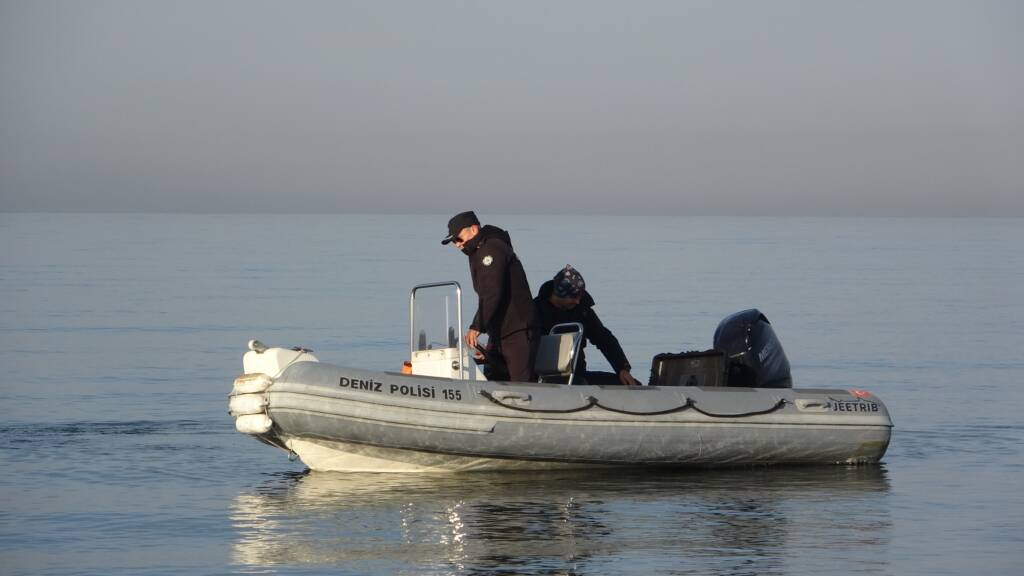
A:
713 309 792 388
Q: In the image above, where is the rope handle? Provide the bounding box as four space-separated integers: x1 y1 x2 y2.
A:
479 390 787 418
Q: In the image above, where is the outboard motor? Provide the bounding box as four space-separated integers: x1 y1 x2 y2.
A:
713 309 792 388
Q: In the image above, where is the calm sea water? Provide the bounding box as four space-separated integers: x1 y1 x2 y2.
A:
1 213 1022 575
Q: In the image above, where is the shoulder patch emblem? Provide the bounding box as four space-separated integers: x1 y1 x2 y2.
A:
482 255 493 266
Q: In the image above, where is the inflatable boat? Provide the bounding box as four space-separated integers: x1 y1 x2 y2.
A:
230 282 892 472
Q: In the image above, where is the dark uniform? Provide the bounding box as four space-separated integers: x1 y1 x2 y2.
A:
462 225 538 382
534 279 632 385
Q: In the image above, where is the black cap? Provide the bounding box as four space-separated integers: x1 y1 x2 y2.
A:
441 211 480 245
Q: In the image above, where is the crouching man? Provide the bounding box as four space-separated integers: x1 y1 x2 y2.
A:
534 265 641 386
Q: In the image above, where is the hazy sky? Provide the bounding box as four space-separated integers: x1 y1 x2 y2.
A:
1 0 1021 215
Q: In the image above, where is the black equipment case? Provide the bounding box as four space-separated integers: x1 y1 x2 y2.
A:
649 350 726 387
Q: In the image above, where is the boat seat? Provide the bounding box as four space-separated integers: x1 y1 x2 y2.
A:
535 322 584 385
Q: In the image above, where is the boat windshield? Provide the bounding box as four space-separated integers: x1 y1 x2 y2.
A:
411 283 461 352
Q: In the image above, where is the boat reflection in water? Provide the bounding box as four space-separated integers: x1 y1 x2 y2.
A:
231 467 891 574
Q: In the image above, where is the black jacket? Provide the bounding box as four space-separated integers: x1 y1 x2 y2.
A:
534 280 631 373
464 225 536 339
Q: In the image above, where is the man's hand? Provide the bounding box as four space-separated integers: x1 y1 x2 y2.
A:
619 369 641 386
465 328 483 359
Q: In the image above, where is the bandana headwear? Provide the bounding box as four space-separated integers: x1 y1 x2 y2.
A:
553 265 585 298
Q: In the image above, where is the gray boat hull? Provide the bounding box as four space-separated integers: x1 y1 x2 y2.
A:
232 361 892 472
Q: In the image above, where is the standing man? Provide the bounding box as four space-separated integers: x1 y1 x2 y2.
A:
535 265 641 386
441 211 538 382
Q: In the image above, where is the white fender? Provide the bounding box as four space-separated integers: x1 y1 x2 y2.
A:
235 414 273 435
229 393 268 416
233 373 273 394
